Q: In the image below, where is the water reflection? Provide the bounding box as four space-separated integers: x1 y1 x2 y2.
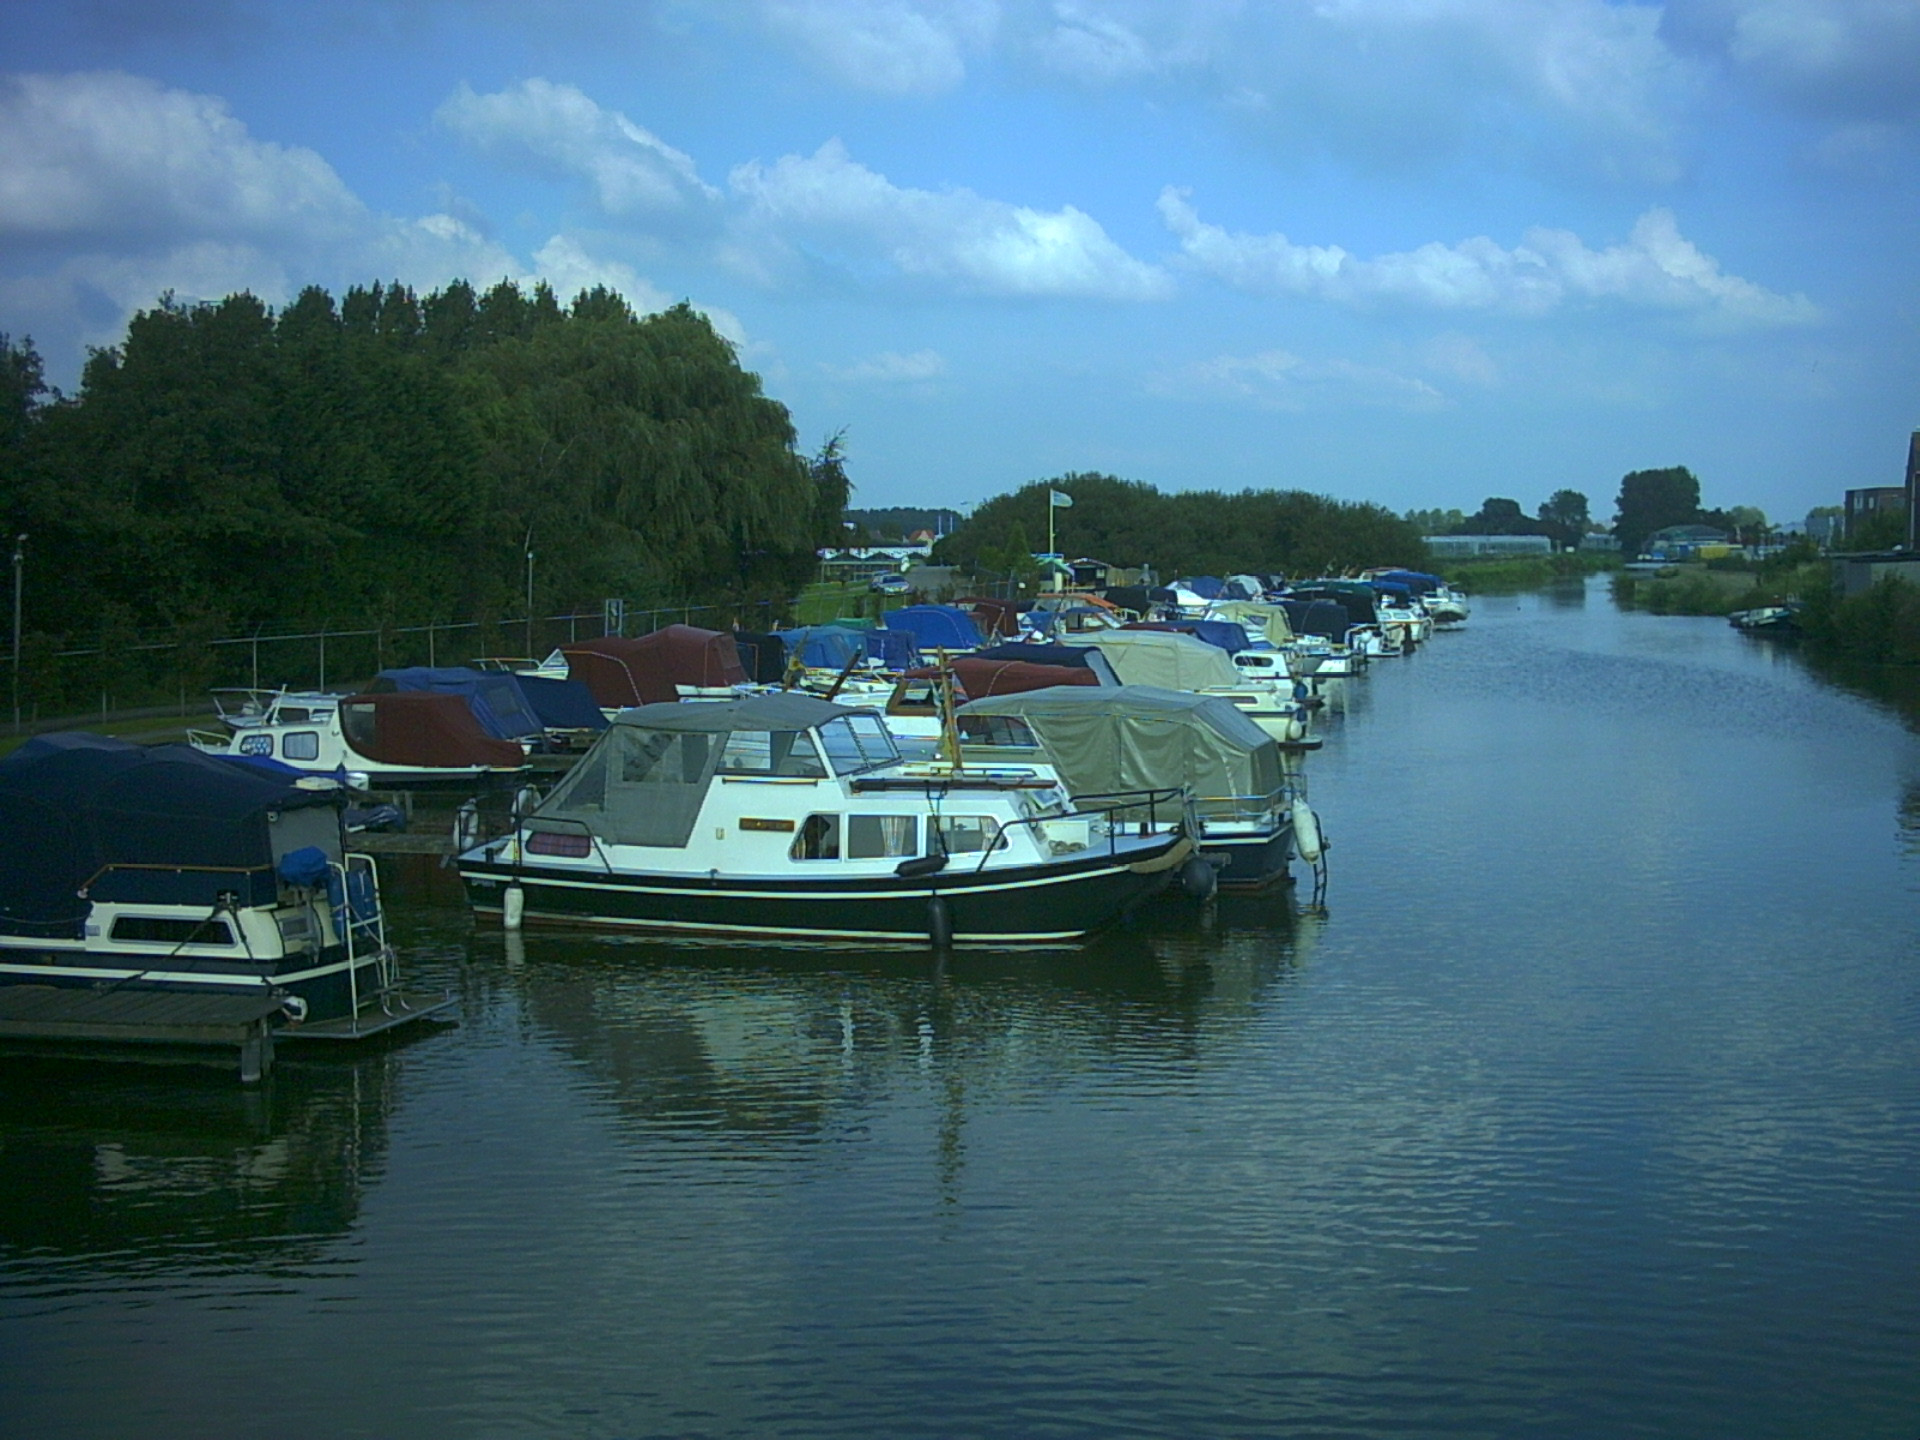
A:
0 1055 399 1270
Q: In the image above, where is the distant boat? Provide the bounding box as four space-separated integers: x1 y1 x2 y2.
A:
191 690 529 790
1728 603 1802 635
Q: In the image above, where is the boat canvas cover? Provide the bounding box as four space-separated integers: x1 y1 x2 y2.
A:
515 675 609 733
561 627 750 707
1207 601 1297 646
1081 630 1242 690
864 629 920 671
774 625 865 672
1162 619 1254 655
1100 586 1175 616
959 686 1282 808
1282 599 1352 642
974 643 1121 686
732 631 792 685
339 693 526 768
952 659 1100 699
371 667 546 741
0 736 338 935
883 605 984 652
956 596 1025 638
532 693 856 849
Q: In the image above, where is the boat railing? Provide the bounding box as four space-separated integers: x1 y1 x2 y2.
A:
332 854 397 1015
923 785 1185 874
1189 785 1291 826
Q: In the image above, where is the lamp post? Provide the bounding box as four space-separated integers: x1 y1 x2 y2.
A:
524 527 536 661
11 534 25 732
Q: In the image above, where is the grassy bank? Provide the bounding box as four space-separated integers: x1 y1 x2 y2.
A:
1612 558 1826 618
1436 551 1616 592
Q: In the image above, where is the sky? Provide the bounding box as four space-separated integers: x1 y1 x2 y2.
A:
3 1 1917 525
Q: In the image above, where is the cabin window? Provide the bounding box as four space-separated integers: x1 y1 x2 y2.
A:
278 706 312 723
109 915 235 946
935 816 1005 854
239 733 273 757
718 729 826 778
282 730 320 762
621 731 711 785
341 702 376 750
957 715 1037 748
818 713 900 776
791 813 841 860
527 830 594 858
847 815 918 859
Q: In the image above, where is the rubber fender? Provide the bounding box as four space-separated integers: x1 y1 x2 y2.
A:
1292 799 1323 864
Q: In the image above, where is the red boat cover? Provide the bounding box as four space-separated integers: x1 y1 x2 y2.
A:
956 596 1025 638
951 659 1099 699
338 693 525 768
561 626 749 707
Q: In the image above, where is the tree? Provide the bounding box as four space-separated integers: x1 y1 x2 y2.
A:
1613 467 1702 557
1404 507 1465 536
1536 489 1590 549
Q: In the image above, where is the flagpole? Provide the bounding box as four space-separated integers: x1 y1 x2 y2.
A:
1048 492 1056 564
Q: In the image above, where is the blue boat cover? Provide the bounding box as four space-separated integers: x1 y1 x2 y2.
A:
1373 569 1442 595
0 735 337 936
882 605 984 651
515 674 608 732
1171 619 1254 654
1283 599 1352 642
1369 579 1415 599
1177 576 1226 599
864 629 920 671
774 625 865 671
371 667 546 741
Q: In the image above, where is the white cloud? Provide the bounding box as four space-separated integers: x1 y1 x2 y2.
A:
823 348 947 381
435 78 721 216
1159 190 1819 327
729 139 1172 299
0 70 365 243
757 0 1000 96
1148 348 1450 412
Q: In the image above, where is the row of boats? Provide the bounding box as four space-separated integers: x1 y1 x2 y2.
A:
0 568 1465 1056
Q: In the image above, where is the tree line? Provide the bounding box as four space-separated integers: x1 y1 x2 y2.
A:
0 280 847 678
931 473 1427 579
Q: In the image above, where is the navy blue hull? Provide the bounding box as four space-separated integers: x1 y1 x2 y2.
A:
460 841 1183 944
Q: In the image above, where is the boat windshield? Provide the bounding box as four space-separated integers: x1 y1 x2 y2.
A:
816 713 900 776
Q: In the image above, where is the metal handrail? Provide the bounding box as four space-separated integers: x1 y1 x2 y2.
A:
956 785 1187 874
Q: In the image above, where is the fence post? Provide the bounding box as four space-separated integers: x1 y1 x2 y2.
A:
318 624 326 691
428 621 436 668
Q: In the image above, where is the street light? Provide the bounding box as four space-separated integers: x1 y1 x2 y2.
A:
11 533 25 731
524 526 536 661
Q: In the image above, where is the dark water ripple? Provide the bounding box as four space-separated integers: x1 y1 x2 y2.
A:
4 578 1920 1439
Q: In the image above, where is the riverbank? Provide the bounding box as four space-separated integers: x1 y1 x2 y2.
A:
1435 551 1615 592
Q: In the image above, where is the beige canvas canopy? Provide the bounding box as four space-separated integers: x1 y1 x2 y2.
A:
958 685 1283 809
1205 601 1297 647
1080 630 1242 691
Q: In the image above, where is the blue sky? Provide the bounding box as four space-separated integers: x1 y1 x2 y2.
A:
4 1 1916 524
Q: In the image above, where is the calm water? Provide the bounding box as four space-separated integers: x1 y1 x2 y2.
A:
4 579 1918 1439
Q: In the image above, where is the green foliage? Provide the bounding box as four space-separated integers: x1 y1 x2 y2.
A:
1403 507 1465 535
1613 466 1702 556
1846 506 1907 551
3 282 823 659
1799 575 1920 663
1536 489 1590 549
935 474 1425 577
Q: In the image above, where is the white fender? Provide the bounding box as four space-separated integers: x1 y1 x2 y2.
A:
1291 799 1323 864
503 883 525 930
452 799 481 853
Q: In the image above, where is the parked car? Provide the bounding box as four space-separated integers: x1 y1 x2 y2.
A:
870 572 914 594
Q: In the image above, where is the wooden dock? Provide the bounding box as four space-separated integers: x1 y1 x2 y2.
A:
0 985 284 1081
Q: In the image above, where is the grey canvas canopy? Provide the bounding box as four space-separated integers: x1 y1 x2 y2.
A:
529 694 867 848
1081 630 1243 690
958 685 1284 813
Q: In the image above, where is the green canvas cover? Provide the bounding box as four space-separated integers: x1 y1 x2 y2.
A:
1081 630 1243 691
957 685 1283 810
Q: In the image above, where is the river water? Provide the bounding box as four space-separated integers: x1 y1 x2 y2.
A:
3 578 1918 1439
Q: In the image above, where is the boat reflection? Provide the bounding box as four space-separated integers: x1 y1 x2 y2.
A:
0 1054 400 1266
467 890 1319 1149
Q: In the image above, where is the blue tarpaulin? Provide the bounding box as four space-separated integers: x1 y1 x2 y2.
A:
864 630 920 671
515 674 608 732
883 605 984 651
774 626 866 671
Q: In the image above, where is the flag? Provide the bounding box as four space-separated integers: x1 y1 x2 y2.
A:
1049 490 1074 508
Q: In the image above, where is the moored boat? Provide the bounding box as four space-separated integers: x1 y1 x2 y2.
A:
455 692 1192 945
0 734 452 1038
